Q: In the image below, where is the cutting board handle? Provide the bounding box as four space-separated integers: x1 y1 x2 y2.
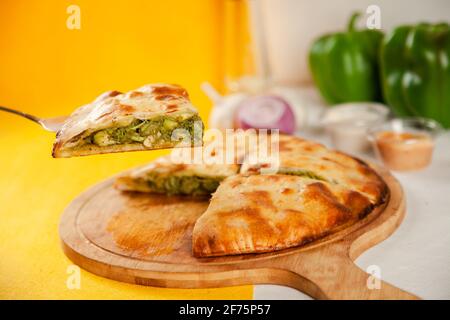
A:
278 243 420 300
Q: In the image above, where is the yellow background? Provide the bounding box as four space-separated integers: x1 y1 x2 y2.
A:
0 0 252 299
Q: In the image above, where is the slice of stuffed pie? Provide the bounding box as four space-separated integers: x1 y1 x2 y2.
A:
52 84 203 158
115 156 239 196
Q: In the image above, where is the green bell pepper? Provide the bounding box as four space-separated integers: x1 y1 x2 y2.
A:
380 23 450 128
309 13 384 104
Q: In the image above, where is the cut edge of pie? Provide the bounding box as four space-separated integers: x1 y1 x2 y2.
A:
115 156 240 196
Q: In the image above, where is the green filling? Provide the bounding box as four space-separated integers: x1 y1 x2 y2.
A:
277 168 327 182
145 175 222 196
85 114 203 148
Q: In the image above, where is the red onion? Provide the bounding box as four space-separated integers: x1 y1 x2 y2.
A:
234 95 296 134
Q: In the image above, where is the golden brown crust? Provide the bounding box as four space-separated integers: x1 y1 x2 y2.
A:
240 134 387 205
52 140 178 158
192 174 377 257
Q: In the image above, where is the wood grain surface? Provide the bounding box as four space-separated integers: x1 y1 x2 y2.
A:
59 166 419 300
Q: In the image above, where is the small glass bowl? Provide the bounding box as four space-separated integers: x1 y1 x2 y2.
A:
321 103 390 154
368 117 443 171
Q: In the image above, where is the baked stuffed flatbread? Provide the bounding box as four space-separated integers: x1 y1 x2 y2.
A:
193 135 388 257
115 156 239 196
52 84 203 158
192 174 376 257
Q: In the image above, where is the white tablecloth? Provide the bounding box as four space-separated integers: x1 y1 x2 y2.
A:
254 131 450 300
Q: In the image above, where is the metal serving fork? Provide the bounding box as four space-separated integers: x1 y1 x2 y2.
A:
0 106 68 132
0 91 122 132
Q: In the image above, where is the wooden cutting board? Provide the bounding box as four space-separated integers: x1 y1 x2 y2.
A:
59 166 419 300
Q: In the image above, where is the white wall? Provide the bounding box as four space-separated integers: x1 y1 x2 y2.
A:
252 0 450 84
